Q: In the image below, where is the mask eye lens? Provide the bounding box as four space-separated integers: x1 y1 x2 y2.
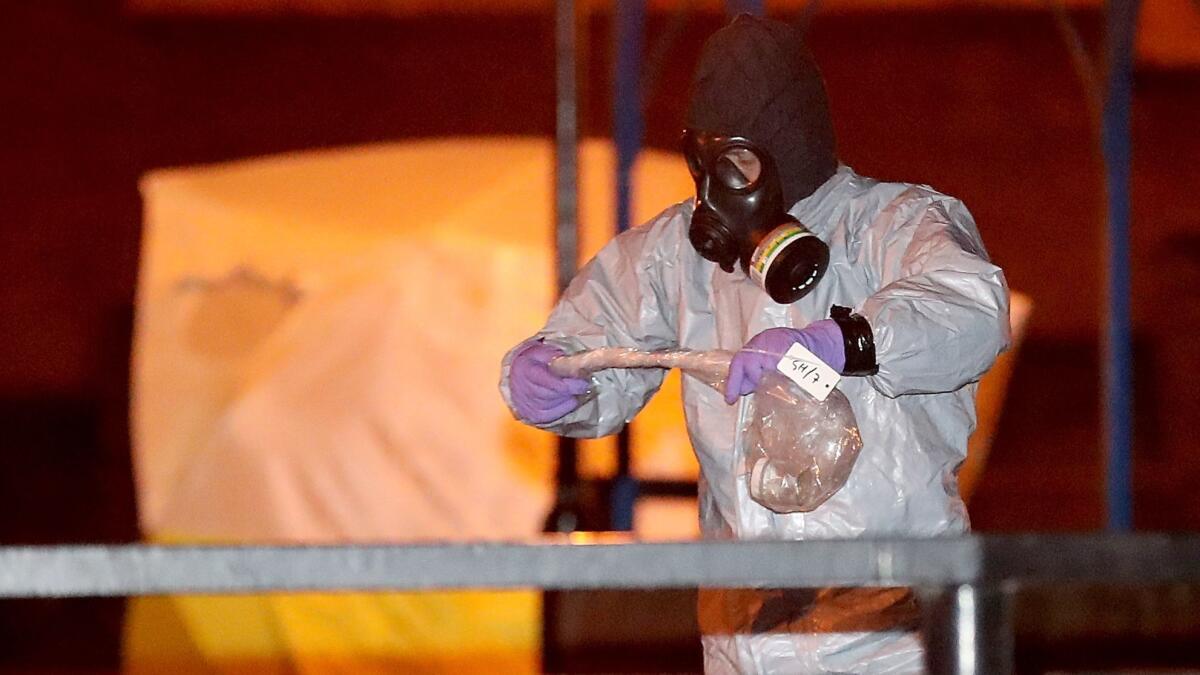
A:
716 147 761 189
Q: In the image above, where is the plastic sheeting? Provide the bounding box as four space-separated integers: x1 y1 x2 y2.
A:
129 137 699 673
549 348 865 514
959 291 1032 503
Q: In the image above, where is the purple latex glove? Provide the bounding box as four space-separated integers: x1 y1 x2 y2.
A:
724 320 846 404
509 340 590 424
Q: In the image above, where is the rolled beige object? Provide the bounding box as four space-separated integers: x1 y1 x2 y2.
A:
549 347 732 387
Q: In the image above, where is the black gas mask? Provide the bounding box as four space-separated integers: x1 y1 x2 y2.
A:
684 128 829 304
684 14 839 304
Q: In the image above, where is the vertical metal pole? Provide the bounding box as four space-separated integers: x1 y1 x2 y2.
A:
556 1 579 297
550 0 580 535
920 585 1014 675
1101 0 1140 532
614 0 644 238
546 3 580 670
611 0 645 532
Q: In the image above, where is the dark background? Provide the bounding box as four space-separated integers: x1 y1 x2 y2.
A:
0 1 1198 671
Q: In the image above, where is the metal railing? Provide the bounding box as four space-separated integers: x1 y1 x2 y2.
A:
2 535 1198 674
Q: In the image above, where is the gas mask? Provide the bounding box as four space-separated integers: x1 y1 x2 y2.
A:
684 128 829 304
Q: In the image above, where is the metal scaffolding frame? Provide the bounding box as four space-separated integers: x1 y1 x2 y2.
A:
0 535 1198 674
1099 0 1140 531
552 0 1145 533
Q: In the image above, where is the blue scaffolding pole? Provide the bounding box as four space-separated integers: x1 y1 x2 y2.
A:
726 0 766 16
1100 0 1140 531
610 0 766 530
611 0 646 531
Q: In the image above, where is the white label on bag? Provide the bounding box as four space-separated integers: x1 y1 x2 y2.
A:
776 342 841 402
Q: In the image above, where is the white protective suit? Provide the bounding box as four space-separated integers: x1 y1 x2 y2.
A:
500 165 1010 673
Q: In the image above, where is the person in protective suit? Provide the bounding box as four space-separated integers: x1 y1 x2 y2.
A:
500 14 1010 674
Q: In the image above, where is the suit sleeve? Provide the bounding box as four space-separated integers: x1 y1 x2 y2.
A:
857 192 1011 397
499 211 683 437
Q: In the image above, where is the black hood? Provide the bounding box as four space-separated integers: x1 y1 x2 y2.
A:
685 14 838 208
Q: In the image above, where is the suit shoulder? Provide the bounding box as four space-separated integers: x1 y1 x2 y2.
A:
848 173 973 229
610 198 693 256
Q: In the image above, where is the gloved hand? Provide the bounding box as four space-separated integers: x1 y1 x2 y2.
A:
724 320 845 404
509 340 591 424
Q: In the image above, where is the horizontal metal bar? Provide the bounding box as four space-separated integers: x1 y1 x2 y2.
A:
635 479 698 498
0 535 1196 599
978 534 1200 584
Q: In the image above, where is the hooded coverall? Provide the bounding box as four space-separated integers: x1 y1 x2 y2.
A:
501 165 1010 673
